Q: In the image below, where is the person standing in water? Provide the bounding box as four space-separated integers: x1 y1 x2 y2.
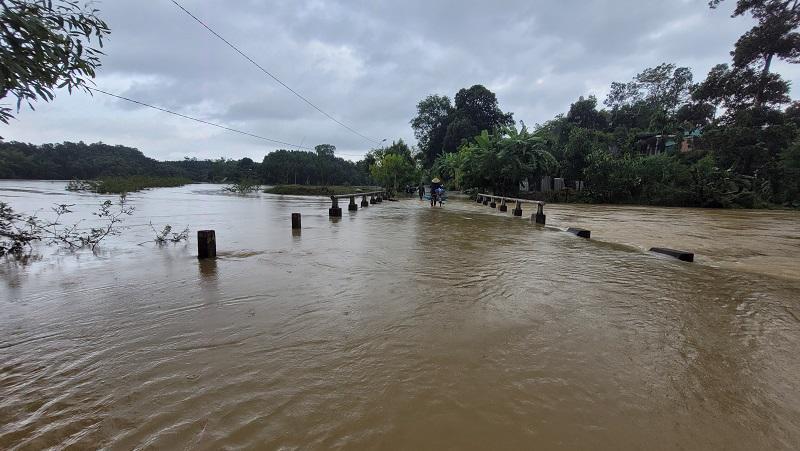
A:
418 184 425 200
430 178 442 207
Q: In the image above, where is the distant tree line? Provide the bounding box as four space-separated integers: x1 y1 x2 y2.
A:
413 0 800 207
0 141 379 186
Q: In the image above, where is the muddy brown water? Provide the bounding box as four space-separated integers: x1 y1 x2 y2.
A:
1 181 799 450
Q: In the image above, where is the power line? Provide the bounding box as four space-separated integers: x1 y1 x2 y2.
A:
169 0 382 146
89 87 312 149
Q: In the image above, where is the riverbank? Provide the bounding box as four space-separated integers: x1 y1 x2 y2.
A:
263 184 382 196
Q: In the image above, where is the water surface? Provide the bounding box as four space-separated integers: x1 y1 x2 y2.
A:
1 181 799 449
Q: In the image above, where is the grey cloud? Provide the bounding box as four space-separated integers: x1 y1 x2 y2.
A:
3 0 795 161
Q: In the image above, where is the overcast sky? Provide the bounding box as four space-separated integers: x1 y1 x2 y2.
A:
4 0 800 161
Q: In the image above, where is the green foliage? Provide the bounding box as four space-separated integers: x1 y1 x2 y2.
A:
223 178 260 194
0 0 110 123
0 201 39 257
437 126 556 195
261 148 367 186
94 176 190 194
263 185 378 196
411 85 514 166
1 195 133 258
0 141 371 187
366 139 419 193
410 94 454 166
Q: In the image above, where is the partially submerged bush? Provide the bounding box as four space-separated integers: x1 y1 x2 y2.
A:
224 179 261 194
0 196 134 258
66 176 190 194
147 222 190 245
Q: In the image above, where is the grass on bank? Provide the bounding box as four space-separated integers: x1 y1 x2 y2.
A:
263 185 382 196
67 176 191 194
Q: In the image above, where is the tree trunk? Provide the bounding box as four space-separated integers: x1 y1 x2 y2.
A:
755 52 774 108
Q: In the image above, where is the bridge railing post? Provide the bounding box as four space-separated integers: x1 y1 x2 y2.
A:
534 203 546 225
197 230 216 259
348 195 358 211
361 194 369 207
499 198 508 212
329 196 342 217
513 200 523 217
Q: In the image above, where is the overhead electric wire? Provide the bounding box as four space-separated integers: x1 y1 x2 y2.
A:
169 0 383 146
89 87 312 149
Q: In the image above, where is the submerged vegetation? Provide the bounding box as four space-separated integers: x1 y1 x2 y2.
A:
263 185 379 196
0 196 134 258
223 179 261 194
67 176 190 194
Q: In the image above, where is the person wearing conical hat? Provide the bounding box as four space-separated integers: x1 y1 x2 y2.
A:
430 177 444 207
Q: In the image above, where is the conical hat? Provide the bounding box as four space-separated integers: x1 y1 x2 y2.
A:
431 177 441 183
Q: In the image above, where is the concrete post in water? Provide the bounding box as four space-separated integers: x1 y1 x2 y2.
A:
291 213 301 229
370 194 376 205
533 203 546 225
197 230 216 259
329 196 342 217
361 194 369 207
348 195 358 211
513 200 523 217
490 197 497 208
499 198 508 212
376 194 383 203
650 247 694 262
483 197 489 205
477 195 483 203
567 227 590 238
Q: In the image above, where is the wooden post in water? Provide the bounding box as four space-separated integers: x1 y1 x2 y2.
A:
329 196 342 217
499 198 508 212
361 194 369 207
348 195 358 211
291 213 301 229
197 230 216 259
533 203 546 225
513 200 523 217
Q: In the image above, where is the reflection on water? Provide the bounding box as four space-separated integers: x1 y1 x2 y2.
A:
1 180 799 450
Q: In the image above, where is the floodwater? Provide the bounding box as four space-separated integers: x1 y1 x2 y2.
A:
1 180 799 450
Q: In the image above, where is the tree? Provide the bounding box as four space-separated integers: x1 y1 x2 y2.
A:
693 63 790 115
370 153 417 193
710 0 800 105
567 95 608 130
314 144 336 158
0 0 110 123
604 63 693 115
450 126 556 195
443 85 514 153
410 95 453 166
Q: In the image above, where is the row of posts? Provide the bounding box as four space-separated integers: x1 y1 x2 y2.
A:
477 194 546 225
197 191 388 259
329 191 387 217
